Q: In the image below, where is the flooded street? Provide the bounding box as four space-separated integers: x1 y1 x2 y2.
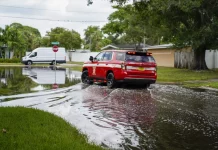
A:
0 68 218 149
0 67 81 96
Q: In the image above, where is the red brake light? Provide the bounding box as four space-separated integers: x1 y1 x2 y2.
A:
127 52 136 55
147 52 152 56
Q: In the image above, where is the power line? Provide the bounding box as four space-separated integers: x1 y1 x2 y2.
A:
0 4 111 14
0 15 107 23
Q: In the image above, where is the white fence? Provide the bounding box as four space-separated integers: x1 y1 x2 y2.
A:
68 52 99 62
205 50 218 69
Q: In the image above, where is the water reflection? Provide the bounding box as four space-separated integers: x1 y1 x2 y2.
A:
23 67 66 84
0 67 81 96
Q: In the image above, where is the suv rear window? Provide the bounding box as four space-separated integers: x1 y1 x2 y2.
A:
116 52 155 62
116 52 125 61
126 54 155 63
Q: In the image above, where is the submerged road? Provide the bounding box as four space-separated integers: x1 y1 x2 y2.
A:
0 83 218 150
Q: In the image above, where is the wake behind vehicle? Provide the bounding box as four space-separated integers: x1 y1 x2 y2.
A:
22 47 66 65
81 50 157 88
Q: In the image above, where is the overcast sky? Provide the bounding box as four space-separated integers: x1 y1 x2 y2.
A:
0 0 131 38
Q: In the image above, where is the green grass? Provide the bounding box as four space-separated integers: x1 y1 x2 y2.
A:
0 107 103 150
67 61 84 65
0 63 23 66
0 62 84 66
183 82 218 89
157 67 218 82
70 66 83 72
0 63 50 66
157 67 218 89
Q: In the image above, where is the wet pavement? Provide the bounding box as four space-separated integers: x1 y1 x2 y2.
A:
1 77 218 150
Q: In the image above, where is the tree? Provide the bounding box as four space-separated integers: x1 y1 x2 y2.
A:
43 27 82 50
84 26 100 51
102 5 160 47
84 26 111 51
110 0 218 69
0 23 41 58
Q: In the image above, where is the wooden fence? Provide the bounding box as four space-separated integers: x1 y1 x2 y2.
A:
174 51 194 69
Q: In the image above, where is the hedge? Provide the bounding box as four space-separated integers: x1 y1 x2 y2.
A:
0 58 21 63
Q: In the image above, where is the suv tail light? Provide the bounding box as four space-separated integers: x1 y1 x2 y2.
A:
145 67 157 71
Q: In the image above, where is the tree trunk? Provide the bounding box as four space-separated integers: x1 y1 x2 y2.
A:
192 45 208 70
19 51 22 59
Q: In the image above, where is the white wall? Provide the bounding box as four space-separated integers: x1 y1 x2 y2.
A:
205 50 218 69
68 52 99 62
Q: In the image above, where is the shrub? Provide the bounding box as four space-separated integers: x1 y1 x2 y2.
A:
0 58 21 63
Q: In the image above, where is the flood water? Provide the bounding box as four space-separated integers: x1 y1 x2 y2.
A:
0 72 218 150
0 67 81 96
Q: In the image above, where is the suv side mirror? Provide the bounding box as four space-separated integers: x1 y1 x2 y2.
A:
89 56 94 62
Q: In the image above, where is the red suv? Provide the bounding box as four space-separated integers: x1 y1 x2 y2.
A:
81 50 157 88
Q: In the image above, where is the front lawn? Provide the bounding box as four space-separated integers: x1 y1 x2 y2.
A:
156 67 218 89
0 107 103 150
157 67 218 82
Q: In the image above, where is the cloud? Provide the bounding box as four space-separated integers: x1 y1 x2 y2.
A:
0 0 118 38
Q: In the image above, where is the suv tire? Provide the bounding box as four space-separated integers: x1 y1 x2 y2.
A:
81 70 93 84
145 83 150 89
107 72 116 89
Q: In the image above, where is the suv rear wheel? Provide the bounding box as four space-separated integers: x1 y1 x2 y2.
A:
81 70 93 84
145 83 150 89
107 72 116 89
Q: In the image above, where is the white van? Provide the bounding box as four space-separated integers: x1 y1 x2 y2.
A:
22 47 66 65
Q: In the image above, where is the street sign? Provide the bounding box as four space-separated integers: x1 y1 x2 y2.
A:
52 83 59 89
53 45 58 52
51 42 59 45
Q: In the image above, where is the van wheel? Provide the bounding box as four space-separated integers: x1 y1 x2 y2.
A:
107 72 116 89
27 61 32 65
81 70 93 84
51 61 56 65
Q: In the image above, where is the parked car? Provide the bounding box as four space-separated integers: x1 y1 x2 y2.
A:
81 50 157 88
22 47 66 65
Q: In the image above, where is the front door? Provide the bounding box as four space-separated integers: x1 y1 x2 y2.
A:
93 52 105 79
97 51 113 79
